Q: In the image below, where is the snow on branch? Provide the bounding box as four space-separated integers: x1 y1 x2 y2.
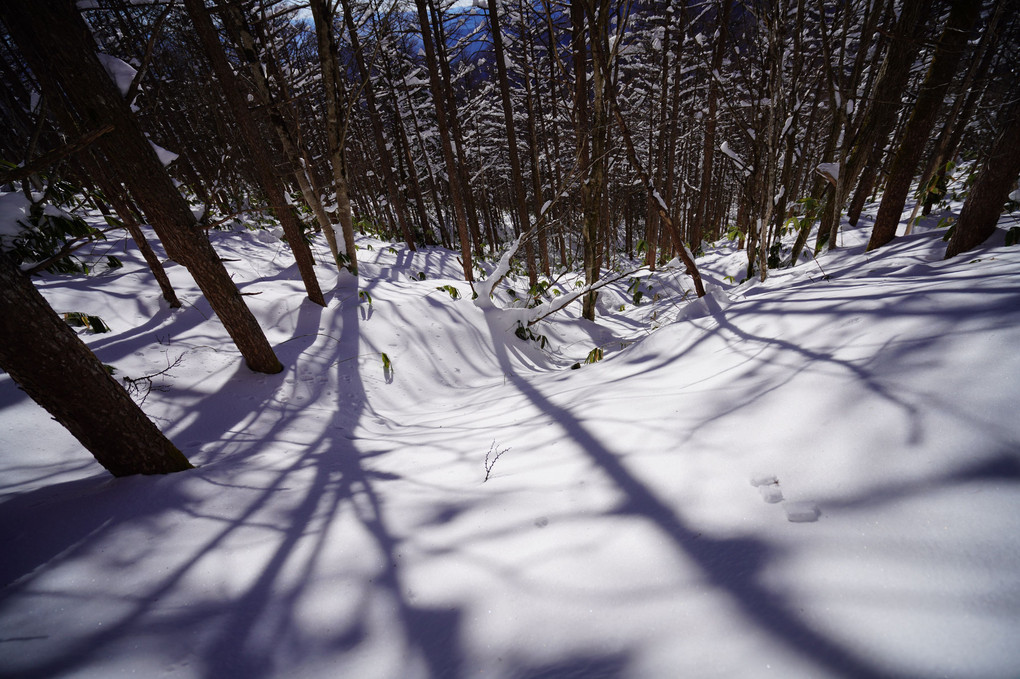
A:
720 141 751 177
815 162 840 187
473 235 521 310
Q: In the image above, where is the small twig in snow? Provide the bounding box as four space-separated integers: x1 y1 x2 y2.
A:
483 441 511 482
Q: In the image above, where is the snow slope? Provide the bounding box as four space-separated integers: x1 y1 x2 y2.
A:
1 207 1019 678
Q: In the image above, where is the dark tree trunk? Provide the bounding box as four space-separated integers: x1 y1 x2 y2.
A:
693 0 733 251
414 0 474 281
185 0 325 307
486 0 537 287
944 98 1020 258
0 250 192 476
338 0 416 253
1 0 283 374
309 0 359 277
867 0 980 251
572 0 599 320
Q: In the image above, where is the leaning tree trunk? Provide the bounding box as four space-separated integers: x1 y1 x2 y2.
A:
944 98 1020 258
185 0 324 307
0 250 193 476
1 0 283 374
214 0 342 270
867 0 979 251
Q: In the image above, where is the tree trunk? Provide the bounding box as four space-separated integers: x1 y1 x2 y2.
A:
572 0 600 320
518 1 551 277
590 10 706 298
0 250 192 476
867 0 979 251
487 0 537 288
2 0 282 374
693 0 733 251
338 0 415 253
185 0 324 307
214 0 342 270
944 98 1020 258
309 0 359 276
414 0 474 281
844 0 928 226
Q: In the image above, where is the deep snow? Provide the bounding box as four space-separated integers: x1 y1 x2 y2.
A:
1 202 1019 678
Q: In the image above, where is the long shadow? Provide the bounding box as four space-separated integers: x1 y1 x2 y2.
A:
0 282 467 678
480 309 906 679
194 284 467 679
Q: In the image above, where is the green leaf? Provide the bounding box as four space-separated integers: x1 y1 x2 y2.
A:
436 285 460 300
584 347 603 364
63 311 88 327
87 315 110 333
1005 227 1020 247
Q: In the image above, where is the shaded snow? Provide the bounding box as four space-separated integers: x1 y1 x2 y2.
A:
2 200 1020 678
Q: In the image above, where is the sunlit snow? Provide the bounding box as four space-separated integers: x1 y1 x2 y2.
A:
1 198 1019 678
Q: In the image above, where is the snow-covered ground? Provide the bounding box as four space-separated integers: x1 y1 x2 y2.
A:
2 203 1019 678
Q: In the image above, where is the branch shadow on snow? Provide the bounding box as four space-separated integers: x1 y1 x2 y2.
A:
0 286 468 679
478 310 912 679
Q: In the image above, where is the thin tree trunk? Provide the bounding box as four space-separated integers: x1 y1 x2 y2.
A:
487 0 537 288
338 0 415 252
589 9 706 298
309 0 359 276
215 0 342 270
693 0 733 250
572 0 599 320
414 0 474 281
186 0 324 306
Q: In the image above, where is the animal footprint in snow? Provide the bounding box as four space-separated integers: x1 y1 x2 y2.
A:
750 474 784 504
750 474 821 522
784 501 820 523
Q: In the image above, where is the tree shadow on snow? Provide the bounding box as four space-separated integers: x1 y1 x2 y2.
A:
479 309 910 679
0 285 468 679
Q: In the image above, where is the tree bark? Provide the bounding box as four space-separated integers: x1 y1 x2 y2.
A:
944 98 1020 258
414 0 474 281
309 0 359 277
0 250 192 476
589 7 706 298
2 0 282 374
214 0 343 270
867 0 979 251
572 0 600 320
693 0 733 251
185 0 325 307
338 0 415 253
487 0 537 288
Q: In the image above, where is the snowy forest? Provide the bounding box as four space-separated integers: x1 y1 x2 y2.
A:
1 0 1020 677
